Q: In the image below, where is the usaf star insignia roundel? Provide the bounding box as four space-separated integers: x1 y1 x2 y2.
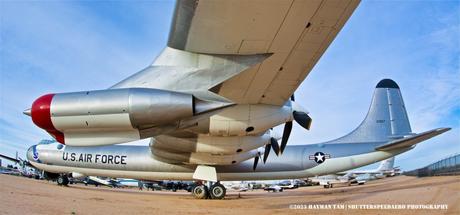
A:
309 152 331 164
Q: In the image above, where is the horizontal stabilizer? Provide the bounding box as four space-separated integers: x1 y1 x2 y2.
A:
376 128 451 151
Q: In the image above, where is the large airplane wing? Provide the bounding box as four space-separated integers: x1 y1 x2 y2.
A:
167 0 360 105
0 153 34 168
143 0 360 167
26 1 361 170
0 153 20 163
113 0 360 106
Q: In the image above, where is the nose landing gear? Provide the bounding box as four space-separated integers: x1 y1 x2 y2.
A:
191 181 226 200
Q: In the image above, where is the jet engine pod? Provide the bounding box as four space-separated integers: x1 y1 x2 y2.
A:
26 88 232 146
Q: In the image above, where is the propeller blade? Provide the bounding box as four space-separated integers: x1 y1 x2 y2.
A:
293 111 312 130
280 121 293 154
263 144 271 163
270 137 280 156
253 154 260 171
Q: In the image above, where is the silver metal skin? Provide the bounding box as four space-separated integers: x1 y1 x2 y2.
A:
326 88 412 144
152 134 270 155
26 80 450 181
111 52 271 93
151 147 259 166
25 0 360 164
128 88 193 127
23 1 448 183
45 88 233 146
167 0 199 50
180 104 295 136
52 88 202 128
25 136 410 181
23 108 31 116
25 49 267 146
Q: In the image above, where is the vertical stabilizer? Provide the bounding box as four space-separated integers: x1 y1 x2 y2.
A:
331 79 412 143
376 157 395 171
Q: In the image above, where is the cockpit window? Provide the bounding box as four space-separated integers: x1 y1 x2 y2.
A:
38 139 56 145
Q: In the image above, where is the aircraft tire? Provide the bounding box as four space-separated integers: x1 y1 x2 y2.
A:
210 183 226 200
57 175 69 186
192 185 209 199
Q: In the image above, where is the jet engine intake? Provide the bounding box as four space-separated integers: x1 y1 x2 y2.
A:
26 88 231 145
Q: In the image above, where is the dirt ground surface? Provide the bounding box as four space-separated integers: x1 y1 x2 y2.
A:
0 174 459 215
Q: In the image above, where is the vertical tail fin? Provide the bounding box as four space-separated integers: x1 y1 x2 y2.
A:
331 79 412 143
376 157 395 171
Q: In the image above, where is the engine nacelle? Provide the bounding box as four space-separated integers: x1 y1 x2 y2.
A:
27 88 231 146
152 133 270 155
189 104 293 136
151 147 259 165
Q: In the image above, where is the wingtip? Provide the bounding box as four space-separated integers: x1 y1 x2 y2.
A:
438 127 452 133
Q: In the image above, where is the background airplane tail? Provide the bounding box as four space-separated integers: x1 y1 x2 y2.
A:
376 157 395 171
330 79 412 143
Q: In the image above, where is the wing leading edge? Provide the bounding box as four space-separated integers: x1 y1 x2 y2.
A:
167 0 360 105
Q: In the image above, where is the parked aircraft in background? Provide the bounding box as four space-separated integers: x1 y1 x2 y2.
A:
310 157 400 188
0 152 40 179
222 179 305 192
310 172 364 188
345 157 400 178
221 181 251 192
264 185 284 192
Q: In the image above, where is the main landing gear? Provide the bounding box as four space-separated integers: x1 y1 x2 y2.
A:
192 181 226 200
57 174 69 186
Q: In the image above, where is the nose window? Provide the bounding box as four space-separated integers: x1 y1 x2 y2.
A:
38 139 56 145
56 144 64 150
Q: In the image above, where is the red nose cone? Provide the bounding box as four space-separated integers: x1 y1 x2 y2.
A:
31 94 54 130
31 94 65 144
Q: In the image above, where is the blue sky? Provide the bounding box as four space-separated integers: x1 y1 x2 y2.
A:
0 0 459 171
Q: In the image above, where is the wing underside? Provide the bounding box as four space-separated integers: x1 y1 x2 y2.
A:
168 0 360 105
115 0 360 166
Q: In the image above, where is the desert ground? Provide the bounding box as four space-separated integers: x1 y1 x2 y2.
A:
0 174 459 215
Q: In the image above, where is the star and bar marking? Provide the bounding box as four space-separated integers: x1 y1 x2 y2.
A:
309 152 331 164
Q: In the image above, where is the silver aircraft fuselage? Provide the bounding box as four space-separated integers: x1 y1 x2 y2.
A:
27 140 408 181
26 79 451 181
